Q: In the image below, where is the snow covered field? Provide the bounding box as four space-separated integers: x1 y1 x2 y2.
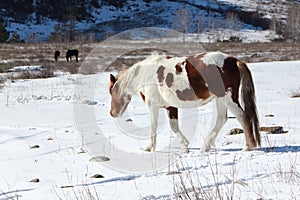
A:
0 59 300 199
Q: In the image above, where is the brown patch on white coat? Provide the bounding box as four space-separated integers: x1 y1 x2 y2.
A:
109 74 131 117
175 61 185 74
156 65 165 86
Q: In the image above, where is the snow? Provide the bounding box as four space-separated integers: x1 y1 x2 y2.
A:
8 65 45 72
6 18 58 42
0 60 300 199
218 0 290 21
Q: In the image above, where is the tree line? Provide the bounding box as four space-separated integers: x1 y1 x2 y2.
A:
0 0 130 23
0 0 129 43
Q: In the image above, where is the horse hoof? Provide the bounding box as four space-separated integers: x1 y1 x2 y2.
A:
180 147 189 154
201 146 211 153
242 146 252 151
144 146 155 152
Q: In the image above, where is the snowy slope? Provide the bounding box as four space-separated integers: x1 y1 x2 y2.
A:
219 0 289 20
0 60 300 199
5 0 273 42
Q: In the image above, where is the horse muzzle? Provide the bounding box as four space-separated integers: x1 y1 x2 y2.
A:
110 109 122 118
110 109 117 117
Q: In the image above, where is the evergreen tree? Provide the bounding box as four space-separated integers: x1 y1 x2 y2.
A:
36 0 89 22
61 16 77 43
102 0 127 8
35 0 51 23
48 24 63 43
8 32 23 43
0 19 9 43
12 0 34 22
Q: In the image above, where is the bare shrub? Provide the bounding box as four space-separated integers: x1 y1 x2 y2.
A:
172 7 193 42
7 68 55 80
276 157 300 184
0 76 6 89
173 156 240 200
53 169 101 200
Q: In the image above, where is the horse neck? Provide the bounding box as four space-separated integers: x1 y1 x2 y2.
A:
119 56 160 95
119 66 141 95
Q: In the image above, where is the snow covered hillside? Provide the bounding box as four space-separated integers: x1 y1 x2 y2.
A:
3 0 293 42
0 59 300 199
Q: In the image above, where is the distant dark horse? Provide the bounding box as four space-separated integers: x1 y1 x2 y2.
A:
66 49 79 62
54 50 60 61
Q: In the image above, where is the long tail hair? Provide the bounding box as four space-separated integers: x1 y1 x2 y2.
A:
237 61 261 147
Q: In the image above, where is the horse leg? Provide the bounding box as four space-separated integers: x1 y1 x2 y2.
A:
202 99 227 152
221 94 252 151
76 54 78 62
144 103 159 152
166 107 189 153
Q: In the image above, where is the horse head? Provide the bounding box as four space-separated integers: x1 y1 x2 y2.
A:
109 74 132 117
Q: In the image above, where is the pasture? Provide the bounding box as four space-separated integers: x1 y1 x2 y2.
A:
1 41 300 73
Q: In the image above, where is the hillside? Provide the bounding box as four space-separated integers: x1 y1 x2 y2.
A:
1 0 298 42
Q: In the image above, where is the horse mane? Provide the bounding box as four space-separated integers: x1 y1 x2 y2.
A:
146 51 167 62
117 52 165 79
115 52 167 93
115 62 139 94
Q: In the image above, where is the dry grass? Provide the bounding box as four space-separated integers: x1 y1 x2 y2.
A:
276 157 300 184
7 68 55 80
174 154 300 200
0 76 6 89
1 42 300 74
202 42 300 63
0 43 93 74
173 156 241 200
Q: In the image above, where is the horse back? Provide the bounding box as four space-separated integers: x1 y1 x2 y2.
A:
151 52 241 107
66 49 78 56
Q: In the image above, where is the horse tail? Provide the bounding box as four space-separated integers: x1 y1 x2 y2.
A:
237 60 261 148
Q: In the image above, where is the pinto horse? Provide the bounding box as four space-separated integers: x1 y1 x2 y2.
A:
66 49 79 62
109 52 260 153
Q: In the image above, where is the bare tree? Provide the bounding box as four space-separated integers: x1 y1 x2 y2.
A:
172 7 193 42
0 19 9 43
226 11 241 40
284 2 300 41
195 15 203 41
269 16 279 40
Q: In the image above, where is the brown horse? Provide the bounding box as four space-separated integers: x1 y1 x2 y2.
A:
109 52 260 153
54 50 60 61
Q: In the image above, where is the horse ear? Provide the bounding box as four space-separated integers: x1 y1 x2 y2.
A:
122 64 127 69
110 74 116 84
